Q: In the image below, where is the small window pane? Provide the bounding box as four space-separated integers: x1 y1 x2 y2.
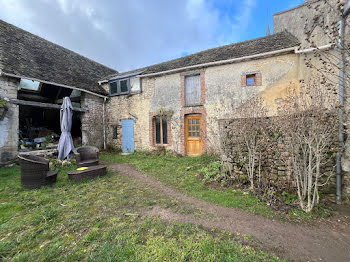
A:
196 119 200 125
197 132 200 137
192 131 196 137
246 74 256 86
20 79 40 91
162 118 168 144
130 77 141 93
109 81 118 95
120 79 129 93
155 117 161 144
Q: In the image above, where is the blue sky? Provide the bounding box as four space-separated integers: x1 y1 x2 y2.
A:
0 0 304 72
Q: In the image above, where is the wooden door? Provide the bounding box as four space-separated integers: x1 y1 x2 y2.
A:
185 115 203 156
122 119 134 153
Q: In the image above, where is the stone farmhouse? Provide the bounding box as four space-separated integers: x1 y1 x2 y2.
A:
101 0 334 157
101 31 300 156
0 0 343 160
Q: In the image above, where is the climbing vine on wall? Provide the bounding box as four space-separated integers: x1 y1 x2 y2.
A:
156 106 174 117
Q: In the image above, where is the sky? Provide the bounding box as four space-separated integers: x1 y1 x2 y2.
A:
0 0 304 73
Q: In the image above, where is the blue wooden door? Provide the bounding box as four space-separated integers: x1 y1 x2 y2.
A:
122 119 134 153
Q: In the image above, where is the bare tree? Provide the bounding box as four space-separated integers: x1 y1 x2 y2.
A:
301 0 349 204
278 82 337 212
302 0 349 91
228 98 269 189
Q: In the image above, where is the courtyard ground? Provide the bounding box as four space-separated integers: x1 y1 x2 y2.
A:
1 152 350 261
0 159 280 261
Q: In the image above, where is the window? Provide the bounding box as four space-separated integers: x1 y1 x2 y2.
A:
241 72 262 87
109 77 141 96
120 79 129 93
19 79 41 92
154 116 168 145
246 74 256 86
188 118 200 137
112 126 118 139
185 74 201 106
109 81 118 95
130 77 141 93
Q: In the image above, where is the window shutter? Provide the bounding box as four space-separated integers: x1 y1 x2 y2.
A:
185 75 201 106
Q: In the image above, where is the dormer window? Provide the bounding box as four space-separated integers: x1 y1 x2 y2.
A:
120 79 129 94
109 77 141 96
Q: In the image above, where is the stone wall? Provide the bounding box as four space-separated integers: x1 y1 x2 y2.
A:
273 0 349 47
103 77 154 151
218 116 339 196
204 53 299 152
80 93 105 149
0 76 19 164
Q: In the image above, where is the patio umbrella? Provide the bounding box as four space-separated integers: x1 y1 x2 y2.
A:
58 97 74 160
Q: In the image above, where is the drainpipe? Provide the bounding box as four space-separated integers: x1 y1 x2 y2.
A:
103 97 107 150
336 18 344 205
336 1 350 204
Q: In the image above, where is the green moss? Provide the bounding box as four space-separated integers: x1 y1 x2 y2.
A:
0 99 7 108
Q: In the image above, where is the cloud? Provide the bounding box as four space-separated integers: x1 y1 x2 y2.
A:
0 0 256 72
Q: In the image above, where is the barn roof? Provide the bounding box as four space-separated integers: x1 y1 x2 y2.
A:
104 30 299 80
0 19 117 95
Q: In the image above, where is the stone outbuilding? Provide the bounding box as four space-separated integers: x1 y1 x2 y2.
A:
0 19 117 164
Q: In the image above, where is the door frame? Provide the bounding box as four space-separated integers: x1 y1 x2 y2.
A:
121 119 134 153
180 108 207 156
185 114 203 156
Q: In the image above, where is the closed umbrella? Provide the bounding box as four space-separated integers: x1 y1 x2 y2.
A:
58 97 74 160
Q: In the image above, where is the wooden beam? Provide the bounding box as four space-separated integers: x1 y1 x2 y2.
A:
8 99 88 112
18 93 51 103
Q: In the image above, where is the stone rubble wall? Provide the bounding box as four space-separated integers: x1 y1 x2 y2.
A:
0 76 19 163
80 93 105 149
218 117 347 199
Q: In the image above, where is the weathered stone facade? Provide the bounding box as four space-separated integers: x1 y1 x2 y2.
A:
80 93 106 149
273 0 347 47
0 76 19 163
105 53 300 155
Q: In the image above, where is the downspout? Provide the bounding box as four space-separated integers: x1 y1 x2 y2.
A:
103 97 107 150
336 18 345 205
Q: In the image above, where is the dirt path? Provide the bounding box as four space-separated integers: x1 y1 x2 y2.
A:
106 162 350 262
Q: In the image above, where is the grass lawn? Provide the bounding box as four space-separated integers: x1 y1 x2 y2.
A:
100 152 275 217
0 161 282 261
100 152 331 221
